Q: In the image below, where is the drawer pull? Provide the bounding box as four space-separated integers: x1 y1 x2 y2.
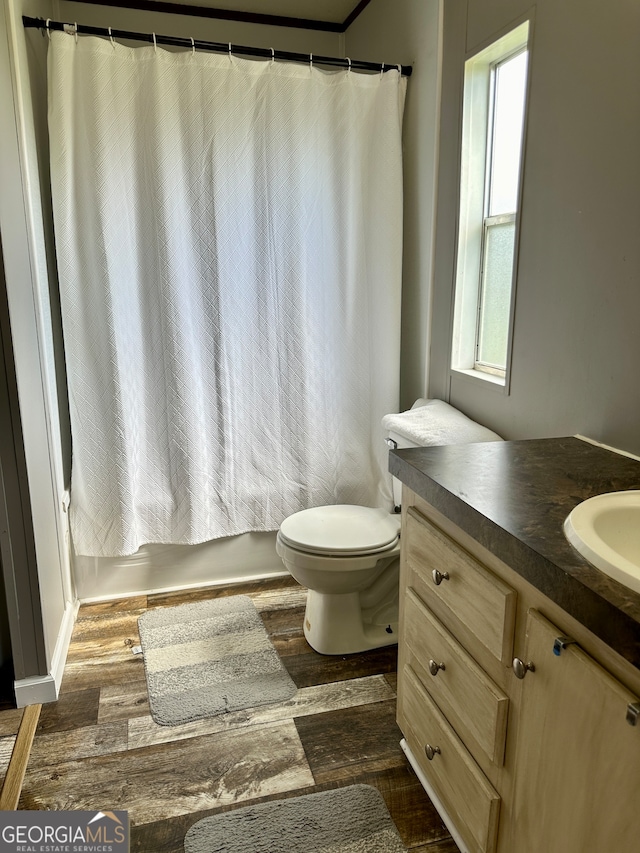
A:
428 659 446 676
432 569 450 585
553 636 576 656
512 657 536 679
424 744 441 760
626 702 640 726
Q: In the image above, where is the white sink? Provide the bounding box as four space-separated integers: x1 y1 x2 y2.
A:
564 491 640 594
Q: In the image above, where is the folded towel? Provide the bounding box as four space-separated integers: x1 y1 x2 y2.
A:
382 399 503 446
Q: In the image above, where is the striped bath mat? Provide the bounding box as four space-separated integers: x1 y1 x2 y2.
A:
184 785 408 853
138 595 297 726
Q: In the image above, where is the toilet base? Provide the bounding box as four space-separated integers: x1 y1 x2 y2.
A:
302 589 398 655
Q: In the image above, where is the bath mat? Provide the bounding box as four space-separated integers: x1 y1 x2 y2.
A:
138 595 297 726
184 785 408 853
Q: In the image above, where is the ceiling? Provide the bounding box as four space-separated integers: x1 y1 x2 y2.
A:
161 1 360 22
81 0 371 31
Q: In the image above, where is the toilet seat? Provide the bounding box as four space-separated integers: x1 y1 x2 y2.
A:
278 505 400 557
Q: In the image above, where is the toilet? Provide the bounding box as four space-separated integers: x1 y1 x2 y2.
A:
276 503 403 655
276 399 504 656
275 421 422 656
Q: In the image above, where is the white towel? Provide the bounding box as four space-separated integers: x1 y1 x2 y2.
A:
382 399 503 446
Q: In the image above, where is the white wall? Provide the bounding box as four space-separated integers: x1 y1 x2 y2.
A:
429 0 640 456
346 0 441 410
0 0 76 704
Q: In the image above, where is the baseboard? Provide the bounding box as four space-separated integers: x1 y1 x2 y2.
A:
50 599 79 693
14 599 79 708
14 673 57 708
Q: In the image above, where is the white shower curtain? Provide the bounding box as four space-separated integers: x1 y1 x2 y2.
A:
48 31 406 558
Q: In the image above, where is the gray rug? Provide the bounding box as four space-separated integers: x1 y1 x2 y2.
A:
184 785 408 853
138 595 297 726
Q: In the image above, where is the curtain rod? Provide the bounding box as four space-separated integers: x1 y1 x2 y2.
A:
22 16 413 77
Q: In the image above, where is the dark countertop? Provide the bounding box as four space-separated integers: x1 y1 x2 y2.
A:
389 436 640 670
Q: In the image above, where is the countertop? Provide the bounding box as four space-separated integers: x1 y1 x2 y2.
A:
389 436 640 670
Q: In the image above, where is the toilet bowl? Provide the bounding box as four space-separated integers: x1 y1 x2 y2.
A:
276 504 401 655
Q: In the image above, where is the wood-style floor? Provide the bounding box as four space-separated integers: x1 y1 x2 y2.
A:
1 575 459 852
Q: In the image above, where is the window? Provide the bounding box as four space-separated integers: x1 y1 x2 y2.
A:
451 22 530 386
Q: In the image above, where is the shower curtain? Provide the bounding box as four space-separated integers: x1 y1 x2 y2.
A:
48 31 406 558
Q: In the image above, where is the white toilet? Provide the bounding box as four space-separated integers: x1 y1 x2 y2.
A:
276 412 423 655
276 502 403 655
276 399 505 656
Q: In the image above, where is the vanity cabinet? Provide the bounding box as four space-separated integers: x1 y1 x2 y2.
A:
397 490 640 853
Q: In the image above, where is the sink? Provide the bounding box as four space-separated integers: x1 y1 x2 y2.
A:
564 491 640 594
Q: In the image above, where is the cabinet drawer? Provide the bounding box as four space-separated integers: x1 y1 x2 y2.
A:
405 507 516 664
400 664 501 853
403 589 508 766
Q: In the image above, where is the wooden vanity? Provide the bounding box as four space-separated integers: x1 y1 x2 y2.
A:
390 437 640 853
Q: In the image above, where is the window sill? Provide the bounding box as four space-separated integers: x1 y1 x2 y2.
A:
450 367 507 392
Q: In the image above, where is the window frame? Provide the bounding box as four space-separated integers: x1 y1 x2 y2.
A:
450 21 531 391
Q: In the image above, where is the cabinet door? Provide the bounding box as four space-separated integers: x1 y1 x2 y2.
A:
511 609 640 853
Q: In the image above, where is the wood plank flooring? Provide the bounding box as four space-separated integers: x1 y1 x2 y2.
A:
4 575 459 852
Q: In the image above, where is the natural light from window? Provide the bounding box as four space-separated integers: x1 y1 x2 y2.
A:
451 22 530 387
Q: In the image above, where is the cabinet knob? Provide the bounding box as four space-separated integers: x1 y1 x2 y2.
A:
424 744 441 761
512 657 536 679
432 569 450 586
428 659 446 676
626 702 640 726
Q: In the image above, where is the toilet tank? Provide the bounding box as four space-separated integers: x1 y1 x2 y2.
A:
382 398 504 510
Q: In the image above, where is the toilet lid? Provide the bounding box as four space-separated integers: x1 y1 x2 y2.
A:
278 505 401 556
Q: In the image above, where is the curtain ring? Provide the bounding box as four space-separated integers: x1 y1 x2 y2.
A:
228 42 232 58
346 57 351 72
271 47 275 64
380 62 384 76
309 53 313 69
191 37 195 55
74 23 78 45
397 64 401 74
45 18 51 39
152 32 157 53
109 27 115 48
